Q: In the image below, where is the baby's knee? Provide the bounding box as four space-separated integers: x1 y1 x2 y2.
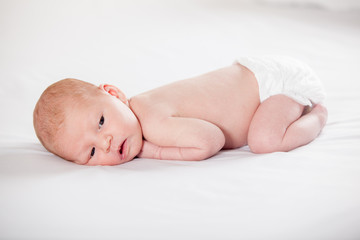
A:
248 132 278 154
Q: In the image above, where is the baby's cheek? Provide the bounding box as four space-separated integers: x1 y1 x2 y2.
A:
102 152 122 166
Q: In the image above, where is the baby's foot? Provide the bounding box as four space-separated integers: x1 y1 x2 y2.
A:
309 104 328 128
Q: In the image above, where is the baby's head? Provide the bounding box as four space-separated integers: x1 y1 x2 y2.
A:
33 78 143 165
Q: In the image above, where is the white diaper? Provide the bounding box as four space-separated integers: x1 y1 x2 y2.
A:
236 56 326 106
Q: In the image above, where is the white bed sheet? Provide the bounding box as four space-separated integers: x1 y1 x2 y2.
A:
1 1 360 239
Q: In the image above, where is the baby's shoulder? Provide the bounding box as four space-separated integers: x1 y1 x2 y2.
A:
130 94 175 140
129 94 173 124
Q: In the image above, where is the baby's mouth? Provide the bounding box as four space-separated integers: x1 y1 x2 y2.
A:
119 139 127 160
119 141 125 154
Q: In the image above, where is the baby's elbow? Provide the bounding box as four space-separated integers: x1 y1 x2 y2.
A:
195 135 225 161
211 134 226 155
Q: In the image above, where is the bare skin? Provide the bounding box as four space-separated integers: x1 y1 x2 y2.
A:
54 63 327 165
131 63 327 161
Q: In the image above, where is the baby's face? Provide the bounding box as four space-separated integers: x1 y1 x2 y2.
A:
56 85 143 165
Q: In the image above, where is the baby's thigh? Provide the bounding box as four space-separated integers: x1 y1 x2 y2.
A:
247 94 304 152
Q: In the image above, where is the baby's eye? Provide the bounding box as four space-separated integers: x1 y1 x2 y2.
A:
99 115 105 128
90 147 95 158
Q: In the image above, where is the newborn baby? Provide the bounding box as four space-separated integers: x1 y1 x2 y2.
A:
33 56 327 166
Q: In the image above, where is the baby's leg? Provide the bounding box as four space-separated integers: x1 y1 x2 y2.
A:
247 94 327 153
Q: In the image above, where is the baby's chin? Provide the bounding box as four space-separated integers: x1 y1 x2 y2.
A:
126 131 143 154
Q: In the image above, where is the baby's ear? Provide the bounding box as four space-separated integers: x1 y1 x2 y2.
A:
99 84 128 105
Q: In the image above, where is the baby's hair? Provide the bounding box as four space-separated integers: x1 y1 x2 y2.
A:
33 78 97 155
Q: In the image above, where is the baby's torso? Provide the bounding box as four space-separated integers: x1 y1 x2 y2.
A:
130 63 260 149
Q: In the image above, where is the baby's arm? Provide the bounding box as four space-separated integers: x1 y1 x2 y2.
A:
138 117 225 161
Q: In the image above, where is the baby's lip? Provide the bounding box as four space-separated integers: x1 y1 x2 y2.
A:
118 138 127 161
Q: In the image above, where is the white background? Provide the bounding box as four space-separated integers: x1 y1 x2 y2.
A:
1 1 360 239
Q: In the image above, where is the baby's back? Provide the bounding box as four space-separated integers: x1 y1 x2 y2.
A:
130 63 260 149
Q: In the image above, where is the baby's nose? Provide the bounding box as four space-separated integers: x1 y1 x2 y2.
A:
101 135 113 153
